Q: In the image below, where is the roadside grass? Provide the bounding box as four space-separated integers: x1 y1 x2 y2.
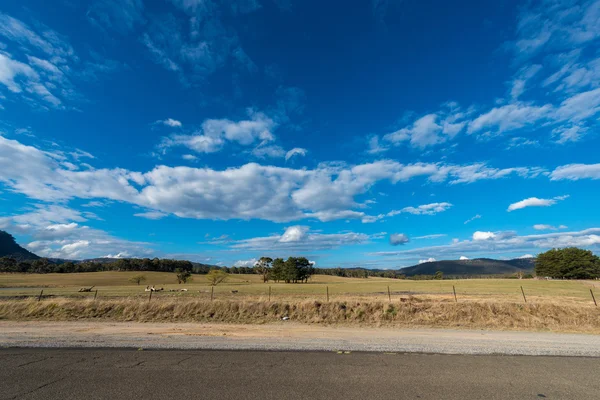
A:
1 297 599 333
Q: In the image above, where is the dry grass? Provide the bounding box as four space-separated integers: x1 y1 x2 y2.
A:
1 297 599 333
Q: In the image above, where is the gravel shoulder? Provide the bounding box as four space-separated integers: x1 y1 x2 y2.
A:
2 321 600 357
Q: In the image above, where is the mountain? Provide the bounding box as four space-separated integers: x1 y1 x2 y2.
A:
398 257 536 277
0 230 40 261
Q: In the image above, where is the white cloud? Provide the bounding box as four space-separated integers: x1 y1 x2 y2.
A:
518 254 535 259
0 135 552 224
157 118 182 128
533 224 568 231
133 211 167 220
182 154 197 161
1 204 153 259
388 202 453 216
473 231 496 241
366 135 388 154
551 163 600 180
507 195 569 212
371 228 600 260
285 147 307 161
464 214 482 224
160 110 276 155
233 258 258 268
389 233 409 246
467 103 553 134
279 226 308 243
252 144 286 159
459 256 469 260
383 111 466 149
414 234 446 240
553 125 587 144
418 258 436 264
230 226 373 251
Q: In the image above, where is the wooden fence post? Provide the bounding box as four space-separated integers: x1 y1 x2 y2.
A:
38 290 43 302
520 286 527 303
326 286 329 302
94 289 98 300
211 286 214 301
387 286 391 302
452 285 457 303
268 286 271 302
591 289 597 307
148 290 152 302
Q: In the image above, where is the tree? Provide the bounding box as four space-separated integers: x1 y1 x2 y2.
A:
175 268 193 284
434 271 444 280
255 257 273 283
206 269 228 286
271 258 285 282
129 274 147 285
535 247 600 279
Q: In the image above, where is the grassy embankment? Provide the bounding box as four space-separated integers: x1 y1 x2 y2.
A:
1 272 599 333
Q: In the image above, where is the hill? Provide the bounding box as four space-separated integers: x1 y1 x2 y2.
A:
398 258 536 277
0 230 40 261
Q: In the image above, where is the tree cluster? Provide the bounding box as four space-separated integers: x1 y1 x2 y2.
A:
535 247 600 279
255 257 315 283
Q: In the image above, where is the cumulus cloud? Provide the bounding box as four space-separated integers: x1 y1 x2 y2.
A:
507 195 569 212
473 231 496 241
459 256 469 260
159 110 276 155
383 107 467 149
418 258 436 264
389 233 409 246
279 226 308 243
0 135 558 223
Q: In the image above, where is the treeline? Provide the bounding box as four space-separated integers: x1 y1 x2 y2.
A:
0 257 195 274
535 248 600 279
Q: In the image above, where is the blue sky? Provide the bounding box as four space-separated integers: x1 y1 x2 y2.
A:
1 0 600 268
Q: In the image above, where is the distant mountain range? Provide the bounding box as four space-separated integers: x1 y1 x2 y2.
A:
0 231 40 261
1 229 535 275
398 258 536 277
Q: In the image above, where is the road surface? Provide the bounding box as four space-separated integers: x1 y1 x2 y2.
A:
2 321 600 356
1 348 599 399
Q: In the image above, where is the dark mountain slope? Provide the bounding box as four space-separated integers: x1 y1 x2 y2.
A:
399 258 536 276
0 230 40 261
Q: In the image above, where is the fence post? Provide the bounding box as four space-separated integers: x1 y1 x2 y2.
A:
149 290 152 302
452 285 457 303
387 286 391 302
211 286 214 301
38 290 43 302
326 286 329 302
268 286 271 302
591 289 597 307
94 289 98 300
520 286 527 303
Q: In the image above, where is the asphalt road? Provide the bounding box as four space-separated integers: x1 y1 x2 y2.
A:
1 349 599 400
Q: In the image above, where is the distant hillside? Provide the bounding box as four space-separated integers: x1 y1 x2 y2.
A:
0 230 40 261
398 258 536 277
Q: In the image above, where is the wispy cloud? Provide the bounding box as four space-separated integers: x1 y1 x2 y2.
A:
507 195 569 212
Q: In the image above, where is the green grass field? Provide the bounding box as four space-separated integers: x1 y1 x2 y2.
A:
1 271 597 304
